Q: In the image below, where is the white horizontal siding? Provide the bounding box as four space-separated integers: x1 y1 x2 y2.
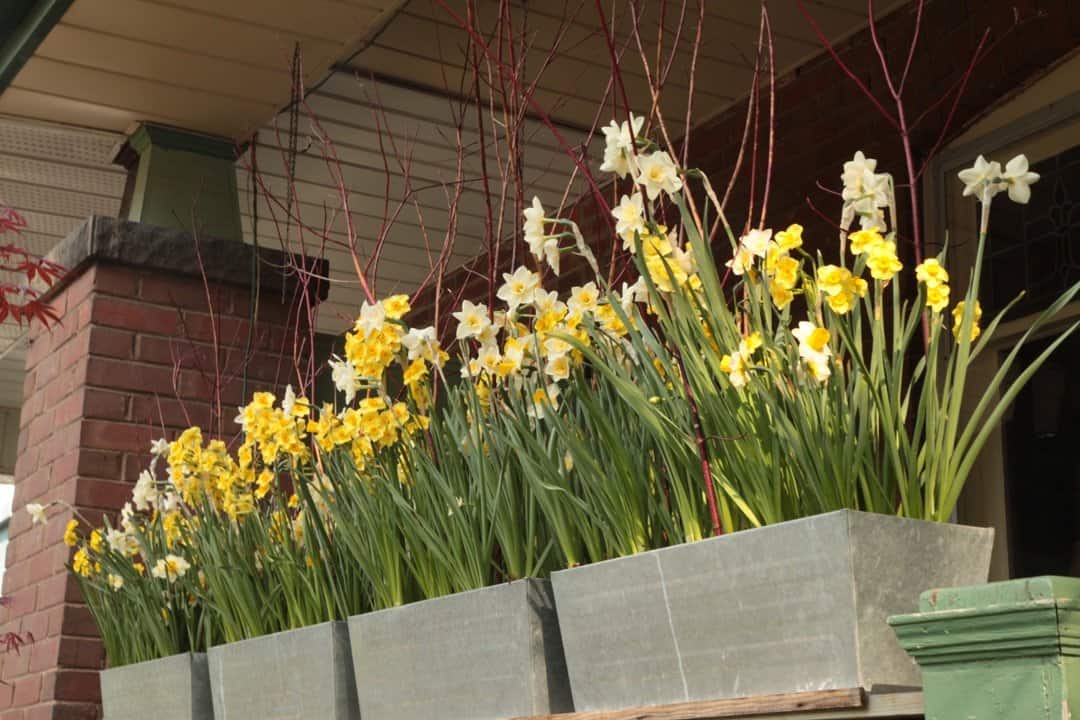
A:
238 71 599 333
0 117 124 408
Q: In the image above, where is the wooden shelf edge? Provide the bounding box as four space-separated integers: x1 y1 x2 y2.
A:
513 688 867 720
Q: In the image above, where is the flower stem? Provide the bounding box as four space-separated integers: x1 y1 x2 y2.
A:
675 353 723 537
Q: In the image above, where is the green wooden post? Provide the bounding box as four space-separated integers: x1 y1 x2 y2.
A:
889 576 1080 720
120 123 243 243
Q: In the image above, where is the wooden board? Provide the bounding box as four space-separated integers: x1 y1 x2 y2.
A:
514 689 865 720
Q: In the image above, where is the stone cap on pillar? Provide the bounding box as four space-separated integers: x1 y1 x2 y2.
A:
888 575 1080 666
44 215 330 303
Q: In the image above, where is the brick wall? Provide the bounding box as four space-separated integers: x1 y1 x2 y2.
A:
413 0 1080 327
0 219 321 720
692 0 1080 254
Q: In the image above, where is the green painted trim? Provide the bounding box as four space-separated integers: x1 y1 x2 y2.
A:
919 575 1080 613
0 1 38 37
128 123 239 161
0 0 74 93
122 123 243 242
891 605 1064 664
891 576 1080 720
889 576 1080 666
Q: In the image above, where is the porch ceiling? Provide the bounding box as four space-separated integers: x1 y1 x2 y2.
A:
340 0 896 131
0 0 904 142
0 0 405 140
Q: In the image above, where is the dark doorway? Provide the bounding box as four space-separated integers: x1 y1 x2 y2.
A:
1000 331 1080 577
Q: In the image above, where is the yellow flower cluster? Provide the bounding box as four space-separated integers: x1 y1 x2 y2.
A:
308 396 427 472
232 389 310 512
63 518 79 547
952 300 982 341
346 323 404 381
849 227 903 282
236 392 309 466
915 258 951 313
641 227 702 294
336 295 427 393
73 546 93 577
63 521 102 579
162 510 184 548
816 265 868 315
167 427 248 517
292 295 439 476
765 224 803 309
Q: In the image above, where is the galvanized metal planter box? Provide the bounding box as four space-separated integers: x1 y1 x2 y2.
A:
550 509 994 712
349 578 573 720
101 652 212 720
208 621 359 719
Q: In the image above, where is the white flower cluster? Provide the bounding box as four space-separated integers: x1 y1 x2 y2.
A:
840 151 895 232
600 113 685 255
958 154 1039 204
452 262 646 418
526 113 685 276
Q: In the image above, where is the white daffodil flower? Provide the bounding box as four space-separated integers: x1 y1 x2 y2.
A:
528 383 561 419
844 168 891 214
474 323 497 348
132 470 159 512
282 384 298 416
806 356 832 383
568 282 600 316
541 237 562 275
523 196 547 252
723 350 750 389
620 277 649 311
842 151 877 189
453 300 492 341
402 326 439 363
599 114 644 178
328 356 359 404
841 152 893 230
543 336 572 358
636 150 683 200
476 343 502 376
612 193 646 250
497 266 541 311
106 528 137 556
958 155 1004 199
858 208 887 231
26 503 48 526
740 228 773 258
152 554 191 582
159 492 181 513
532 290 564 317
544 352 571 382
500 338 525 374
792 321 833 381
1001 154 1040 204
150 438 170 457
354 301 386 334
725 246 754 276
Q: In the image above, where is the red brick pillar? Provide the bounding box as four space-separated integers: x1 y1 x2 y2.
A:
0 216 326 720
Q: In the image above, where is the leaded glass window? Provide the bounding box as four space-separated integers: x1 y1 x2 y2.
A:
981 144 1080 319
